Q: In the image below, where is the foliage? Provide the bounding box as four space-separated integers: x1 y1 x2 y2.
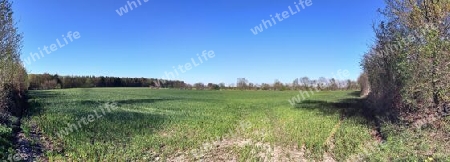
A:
0 1 28 159
362 0 450 124
28 73 186 90
366 122 450 161
0 0 27 121
0 0 27 113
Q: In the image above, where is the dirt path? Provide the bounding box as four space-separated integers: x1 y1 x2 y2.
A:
13 120 47 162
322 119 341 162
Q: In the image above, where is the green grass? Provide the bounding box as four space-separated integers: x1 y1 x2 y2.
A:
366 122 450 162
0 124 14 159
24 88 377 161
0 114 19 161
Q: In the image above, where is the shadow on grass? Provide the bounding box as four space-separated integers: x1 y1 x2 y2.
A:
27 90 60 99
26 96 170 154
76 98 178 107
45 108 169 158
25 91 61 117
348 91 361 97
26 90 182 118
52 98 178 119
23 91 53 118
116 98 177 105
24 90 177 159
78 110 167 146
293 91 378 126
24 99 44 118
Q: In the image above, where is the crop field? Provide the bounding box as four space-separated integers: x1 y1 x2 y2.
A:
3 0 450 161
21 88 381 161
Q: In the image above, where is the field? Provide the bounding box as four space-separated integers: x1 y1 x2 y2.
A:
21 88 382 161
23 88 450 161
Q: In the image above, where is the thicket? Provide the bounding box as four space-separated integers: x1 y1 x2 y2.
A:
0 0 28 158
362 0 450 126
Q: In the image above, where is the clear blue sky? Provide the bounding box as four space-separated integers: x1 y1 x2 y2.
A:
14 0 384 84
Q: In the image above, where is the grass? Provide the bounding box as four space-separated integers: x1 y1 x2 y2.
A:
0 123 13 159
366 121 450 161
0 114 19 161
22 88 384 161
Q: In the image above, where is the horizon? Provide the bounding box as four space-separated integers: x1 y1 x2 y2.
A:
28 68 353 86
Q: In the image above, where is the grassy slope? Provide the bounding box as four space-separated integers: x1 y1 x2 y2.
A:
23 88 376 161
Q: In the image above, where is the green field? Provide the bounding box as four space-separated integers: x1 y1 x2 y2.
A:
24 88 378 161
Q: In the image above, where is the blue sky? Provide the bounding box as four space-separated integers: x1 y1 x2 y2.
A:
14 0 384 84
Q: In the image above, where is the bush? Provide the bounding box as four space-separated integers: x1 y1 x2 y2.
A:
0 124 13 159
0 0 28 158
0 0 28 117
362 0 450 125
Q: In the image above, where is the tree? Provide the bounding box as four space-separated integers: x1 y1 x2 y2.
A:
310 79 317 89
219 83 226 89
362 0 450 124
212 84 220 90
261 83 271 90
194 82 205 90
0 0 28 117
206 83 220 90
273 79 284 91
300 77 310 89
237 78 248 90
84 77 94 88
248 82 255 90
292 78 299 90
328 78 338 91
185 84 193 90
318 77 328 90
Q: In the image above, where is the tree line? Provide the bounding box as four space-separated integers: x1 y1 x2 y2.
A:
0 0 28 158
361 0 450 126
28 74 186 90
0 0 27 117
28 73 360 91
235 77 359 91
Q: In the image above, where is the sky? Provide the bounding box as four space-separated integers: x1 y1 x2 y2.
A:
13 0 385 85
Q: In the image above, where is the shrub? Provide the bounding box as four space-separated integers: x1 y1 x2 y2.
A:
362 0 450 125
0 0 28 117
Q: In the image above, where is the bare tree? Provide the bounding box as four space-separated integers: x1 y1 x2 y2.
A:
237 78 248 90
248 82 255 90
300 77 310 90
194 82 205 90
328 78 338 91
292 78 299 90
273 79 284 91
261 83 271 90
